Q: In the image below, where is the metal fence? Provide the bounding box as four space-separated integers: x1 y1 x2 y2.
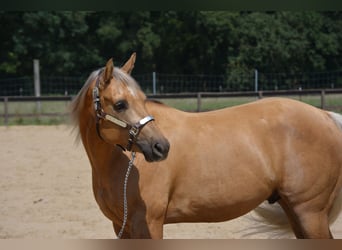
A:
258 70 342 91
135 73 227 93
0 69 341 96
0 76 85 96
2 89 342 125
135 70 342 93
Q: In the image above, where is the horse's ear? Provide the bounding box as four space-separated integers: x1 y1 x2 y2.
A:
101 58 114 87
121 52 136 74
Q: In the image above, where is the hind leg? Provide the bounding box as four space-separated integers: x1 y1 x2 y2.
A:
279 198 333 239
278 200 305 238
293 207 333 239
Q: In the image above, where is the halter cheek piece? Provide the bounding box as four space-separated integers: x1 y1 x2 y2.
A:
92 77 154 151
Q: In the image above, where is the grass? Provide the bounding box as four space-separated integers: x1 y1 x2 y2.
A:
7 116 69 126
158 96 259 112
1 93 342 125
0 100 71 126
158 94 342 112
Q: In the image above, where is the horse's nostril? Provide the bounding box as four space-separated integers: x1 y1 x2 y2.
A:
153 143 163 154
152 141 169 159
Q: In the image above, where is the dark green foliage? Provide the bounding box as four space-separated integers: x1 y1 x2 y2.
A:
1 11 341 91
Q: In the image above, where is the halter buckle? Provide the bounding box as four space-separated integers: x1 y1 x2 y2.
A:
92 87 101 111
126 116 155 151
129 126 139 137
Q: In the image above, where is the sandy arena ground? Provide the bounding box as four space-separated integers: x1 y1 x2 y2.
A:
0 125 341 239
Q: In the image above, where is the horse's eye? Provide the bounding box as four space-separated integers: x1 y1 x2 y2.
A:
113 100 128 112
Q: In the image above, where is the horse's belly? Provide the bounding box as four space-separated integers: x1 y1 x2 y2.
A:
164 197 264 224
164 166 273 224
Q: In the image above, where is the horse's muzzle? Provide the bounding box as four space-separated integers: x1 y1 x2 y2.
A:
137 138 170 162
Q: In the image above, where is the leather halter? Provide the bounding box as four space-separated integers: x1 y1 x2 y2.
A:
92 76 154 151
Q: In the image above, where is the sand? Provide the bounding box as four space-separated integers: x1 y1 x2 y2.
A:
0 125 341 239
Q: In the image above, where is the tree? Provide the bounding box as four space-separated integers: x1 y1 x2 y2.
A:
0 12 97 77
0 11 341 91
225 11 342 90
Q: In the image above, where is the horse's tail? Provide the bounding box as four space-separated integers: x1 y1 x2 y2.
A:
326 110 342 226
239 111 342 238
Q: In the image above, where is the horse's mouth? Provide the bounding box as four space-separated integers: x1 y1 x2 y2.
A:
137 139 170 162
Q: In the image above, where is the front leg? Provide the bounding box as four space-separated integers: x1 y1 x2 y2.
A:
113 213 164 239
113 221 131 239
130 211 164 239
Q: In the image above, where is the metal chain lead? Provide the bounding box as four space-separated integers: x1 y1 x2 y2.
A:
117 151 136 239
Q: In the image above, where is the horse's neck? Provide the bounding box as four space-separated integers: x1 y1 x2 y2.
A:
79 115 122 176
78 115 130 221
146 101 185 125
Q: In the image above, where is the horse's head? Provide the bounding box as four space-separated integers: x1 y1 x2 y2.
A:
92 53 169 162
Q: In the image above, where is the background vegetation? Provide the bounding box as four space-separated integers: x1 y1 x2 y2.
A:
1 11 341 80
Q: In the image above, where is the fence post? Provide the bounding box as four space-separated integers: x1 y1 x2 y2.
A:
255 69 258 92
258 91 263 99
321 90 326 109
197 93 202 112
4 97 8 126
152 72 156 95
33 59 41 113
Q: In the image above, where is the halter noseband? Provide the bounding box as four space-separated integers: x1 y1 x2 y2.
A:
92 76 154 151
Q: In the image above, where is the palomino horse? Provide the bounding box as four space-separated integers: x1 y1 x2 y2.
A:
71 53 342 239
